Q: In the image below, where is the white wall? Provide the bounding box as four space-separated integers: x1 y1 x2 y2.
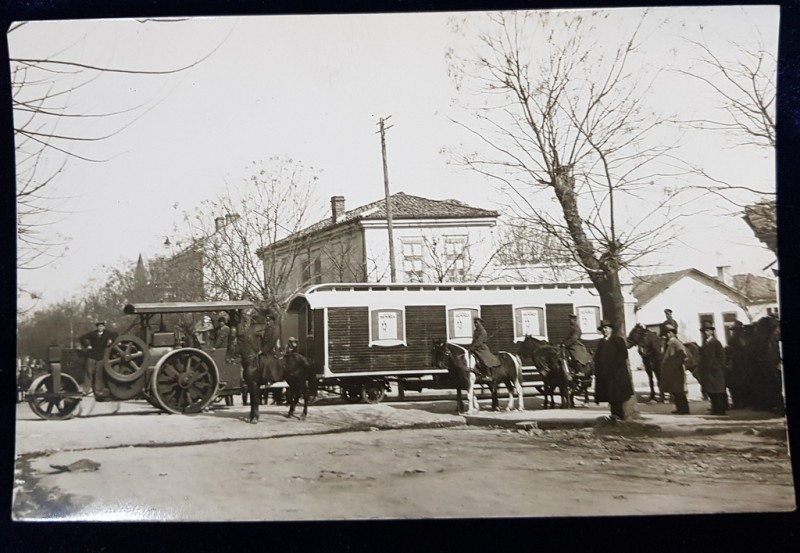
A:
363 221 498 283
635 275 749 344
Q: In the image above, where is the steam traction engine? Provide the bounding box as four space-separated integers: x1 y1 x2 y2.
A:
26 301 254 420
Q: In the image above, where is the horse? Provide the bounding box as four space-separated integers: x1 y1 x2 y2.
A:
431 339 524 414
281 351 319 420
517 336 572 409
241 352 283 424
626 324 664 402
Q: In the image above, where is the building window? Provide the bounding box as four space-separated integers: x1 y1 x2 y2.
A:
443 235 469 281
447 307 479 344
302 254 323 285
576 306 601 335
767 306 780 317
514 307 545 340
722 312 738 345
369 308 407 347
402 239 425 283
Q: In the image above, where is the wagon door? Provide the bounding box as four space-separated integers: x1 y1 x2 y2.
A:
545 303 574 343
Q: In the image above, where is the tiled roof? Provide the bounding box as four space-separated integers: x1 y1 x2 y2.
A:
265 192 498 251
743 200 777 252
731 274 777 303
631 268 749 308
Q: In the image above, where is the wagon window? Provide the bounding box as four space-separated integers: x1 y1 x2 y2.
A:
514 307 545 340
369 308 407 347
576 306 601 335
447 307 479 344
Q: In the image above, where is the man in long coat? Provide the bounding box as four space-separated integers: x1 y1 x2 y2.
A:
661 324 689 414
593 319 634 419
698 321 727 415
469 318 501 378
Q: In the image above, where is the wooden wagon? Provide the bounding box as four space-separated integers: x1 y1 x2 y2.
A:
285 282 630 403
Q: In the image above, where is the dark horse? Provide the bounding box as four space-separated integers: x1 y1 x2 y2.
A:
282 351 319 420
626 324 664 402
517 336 572 409
431 339 524 414
241 351 318 423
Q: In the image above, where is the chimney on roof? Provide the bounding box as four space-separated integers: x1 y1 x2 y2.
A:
331 196 345 223
214 217 225 231
716 265 732 286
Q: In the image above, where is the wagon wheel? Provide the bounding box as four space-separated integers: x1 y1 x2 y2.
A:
104 335 150 383
151 348 219 414
106 376 146 401
342 386 363 403
27 374 82 420
361 383 386 404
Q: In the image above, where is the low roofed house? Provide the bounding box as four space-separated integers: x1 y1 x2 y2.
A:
730 273 779 320
632 267 751 345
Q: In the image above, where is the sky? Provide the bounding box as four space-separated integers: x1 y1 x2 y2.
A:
9 5 780 314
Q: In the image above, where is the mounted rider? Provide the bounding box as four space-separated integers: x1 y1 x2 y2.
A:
564 313 592 370
468 317 501 378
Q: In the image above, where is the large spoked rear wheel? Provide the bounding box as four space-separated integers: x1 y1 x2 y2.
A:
27 374 82 420
151 348 219 414
105 335 150 383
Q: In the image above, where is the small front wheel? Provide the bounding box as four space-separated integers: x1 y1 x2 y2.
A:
362 383 387 404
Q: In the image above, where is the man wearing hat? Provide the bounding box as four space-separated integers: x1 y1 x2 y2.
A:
260 314 284 405
661 324 690 414
78 321 118 396
698 321 727 415
469 317 501 378
592 319 634 419
659 309 679 350
212 315 231 349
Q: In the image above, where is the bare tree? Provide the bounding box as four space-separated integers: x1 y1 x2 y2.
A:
447 10 696 336
10 20 226 308
170 158 324 314
673 33 776 207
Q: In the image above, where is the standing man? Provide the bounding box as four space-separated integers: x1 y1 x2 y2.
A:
213 315 231 349
469 317 501 378
698 321 727 415
78 321 118 397
260 314 284 404
593 320 634 420
661 324 690 415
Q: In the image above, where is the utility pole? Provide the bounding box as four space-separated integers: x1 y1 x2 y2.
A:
378 116 397 283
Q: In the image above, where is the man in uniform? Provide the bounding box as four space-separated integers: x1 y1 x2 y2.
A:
78 321 118 396
260 314 284 404
468 317 501 378
213 315 231 349
564 313 592 370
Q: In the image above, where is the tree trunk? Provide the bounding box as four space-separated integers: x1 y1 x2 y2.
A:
552 168 639 418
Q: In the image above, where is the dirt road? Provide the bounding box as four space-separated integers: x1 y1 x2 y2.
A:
13 398 795 521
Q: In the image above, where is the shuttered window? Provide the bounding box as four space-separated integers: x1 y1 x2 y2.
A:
369 308 406 347
514 306 545 340
447 307 478 344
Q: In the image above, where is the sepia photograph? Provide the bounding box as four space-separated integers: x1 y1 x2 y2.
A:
5 0 794 531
